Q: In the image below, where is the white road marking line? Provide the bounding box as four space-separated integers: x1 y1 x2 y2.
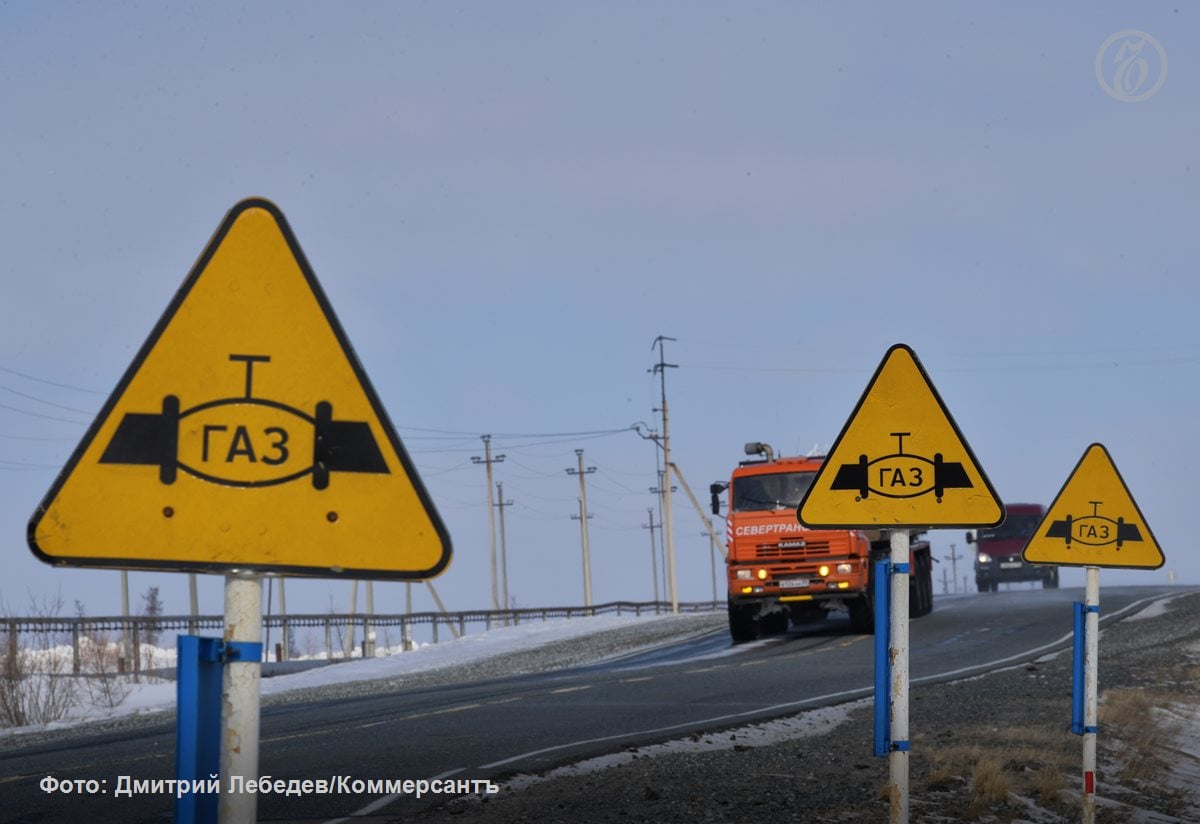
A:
323 767 465 824
481 591 1182 771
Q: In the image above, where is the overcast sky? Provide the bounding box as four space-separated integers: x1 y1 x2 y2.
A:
1 3 1194 620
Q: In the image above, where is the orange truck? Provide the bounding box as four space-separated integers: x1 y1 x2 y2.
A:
711 442 934 641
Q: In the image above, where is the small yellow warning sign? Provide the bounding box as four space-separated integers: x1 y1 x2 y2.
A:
1023 444 1163 569
27 199 452 579
798 344 1004 528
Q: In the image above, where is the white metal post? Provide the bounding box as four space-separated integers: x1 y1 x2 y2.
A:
888 530 910 824
219 574 262 824
1083 565 1100 823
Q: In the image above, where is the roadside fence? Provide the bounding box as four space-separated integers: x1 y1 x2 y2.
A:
2 600 724 677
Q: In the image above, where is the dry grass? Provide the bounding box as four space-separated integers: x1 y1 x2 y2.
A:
1031 765 1066 806
1100 687 1191 799
966 757 1011 817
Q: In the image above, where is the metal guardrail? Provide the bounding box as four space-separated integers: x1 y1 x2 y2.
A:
2 600 724 675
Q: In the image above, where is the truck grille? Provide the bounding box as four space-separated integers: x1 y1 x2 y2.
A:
754 539 831 559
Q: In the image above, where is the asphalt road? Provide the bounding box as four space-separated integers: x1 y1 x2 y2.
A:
0 586 1175 823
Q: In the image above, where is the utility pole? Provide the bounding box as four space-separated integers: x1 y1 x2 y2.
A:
705 519 720 603
403 582 413 650
188 572 199 634
495 482 514 615
472 435 505 611
365 581 375 658
278 578 288 662
570 498 594 606
649 472 676 607
944 543 964 594
567 450 597 607
345 579 358 659
119 570 130 674
650 335 678 613
643 507 661 611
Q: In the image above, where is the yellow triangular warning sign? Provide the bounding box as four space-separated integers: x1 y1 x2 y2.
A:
1023 444 1163 569
28 199 452 580
798 344 1004 528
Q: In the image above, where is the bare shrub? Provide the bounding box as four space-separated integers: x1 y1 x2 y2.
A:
0 595 79 728
78 632 132 711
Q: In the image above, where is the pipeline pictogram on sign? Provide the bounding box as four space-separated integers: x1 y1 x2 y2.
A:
101 354 389 489
829 432 973 503
1044 501 1143 550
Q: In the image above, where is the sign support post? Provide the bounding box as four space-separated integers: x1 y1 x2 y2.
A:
797 344 1004 824
888 530 910 824
219 574 263 824
1082 565 1099 824
1021 443 1165 822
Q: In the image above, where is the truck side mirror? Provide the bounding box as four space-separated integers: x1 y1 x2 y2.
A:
709 482 727 516
965 531 975 544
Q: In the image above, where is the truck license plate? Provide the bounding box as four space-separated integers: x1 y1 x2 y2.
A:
779 578 810 588
1000 562 1022 569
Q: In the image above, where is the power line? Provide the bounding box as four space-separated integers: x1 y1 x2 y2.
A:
0 365 107 396
0 402 90 425
0 382 98 415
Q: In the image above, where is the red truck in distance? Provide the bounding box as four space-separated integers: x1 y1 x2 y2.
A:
968 502 1058 591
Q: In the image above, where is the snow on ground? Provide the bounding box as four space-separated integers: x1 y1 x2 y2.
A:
502 698 870 792
0 612 692 737
1125 590 1195 621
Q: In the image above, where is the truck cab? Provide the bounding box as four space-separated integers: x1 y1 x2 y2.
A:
967 502 1058 592
714 442 933 641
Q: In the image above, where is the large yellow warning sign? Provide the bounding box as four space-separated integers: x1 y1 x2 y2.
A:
1023 444 1163 569
27 199 452 579
798 344 1004 528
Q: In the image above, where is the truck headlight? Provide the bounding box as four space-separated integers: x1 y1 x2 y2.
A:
757 569 768 580
736 569 752 580
819 565 830 577
836 563 853 574
978 553 992 564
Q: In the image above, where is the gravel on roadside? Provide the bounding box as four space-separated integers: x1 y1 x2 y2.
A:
407 590 1200 824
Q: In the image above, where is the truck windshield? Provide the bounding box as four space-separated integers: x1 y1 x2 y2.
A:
976 514 1042 542
732 472 816 512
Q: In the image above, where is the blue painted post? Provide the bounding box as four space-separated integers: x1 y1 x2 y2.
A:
1072 601 1085 735
873 558 891 757
176 636 224 824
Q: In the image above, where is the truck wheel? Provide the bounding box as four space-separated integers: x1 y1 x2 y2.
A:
728 601 759 643
977 578 990 593
909 553 933 617
766 610 789 636
848 595 874 634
